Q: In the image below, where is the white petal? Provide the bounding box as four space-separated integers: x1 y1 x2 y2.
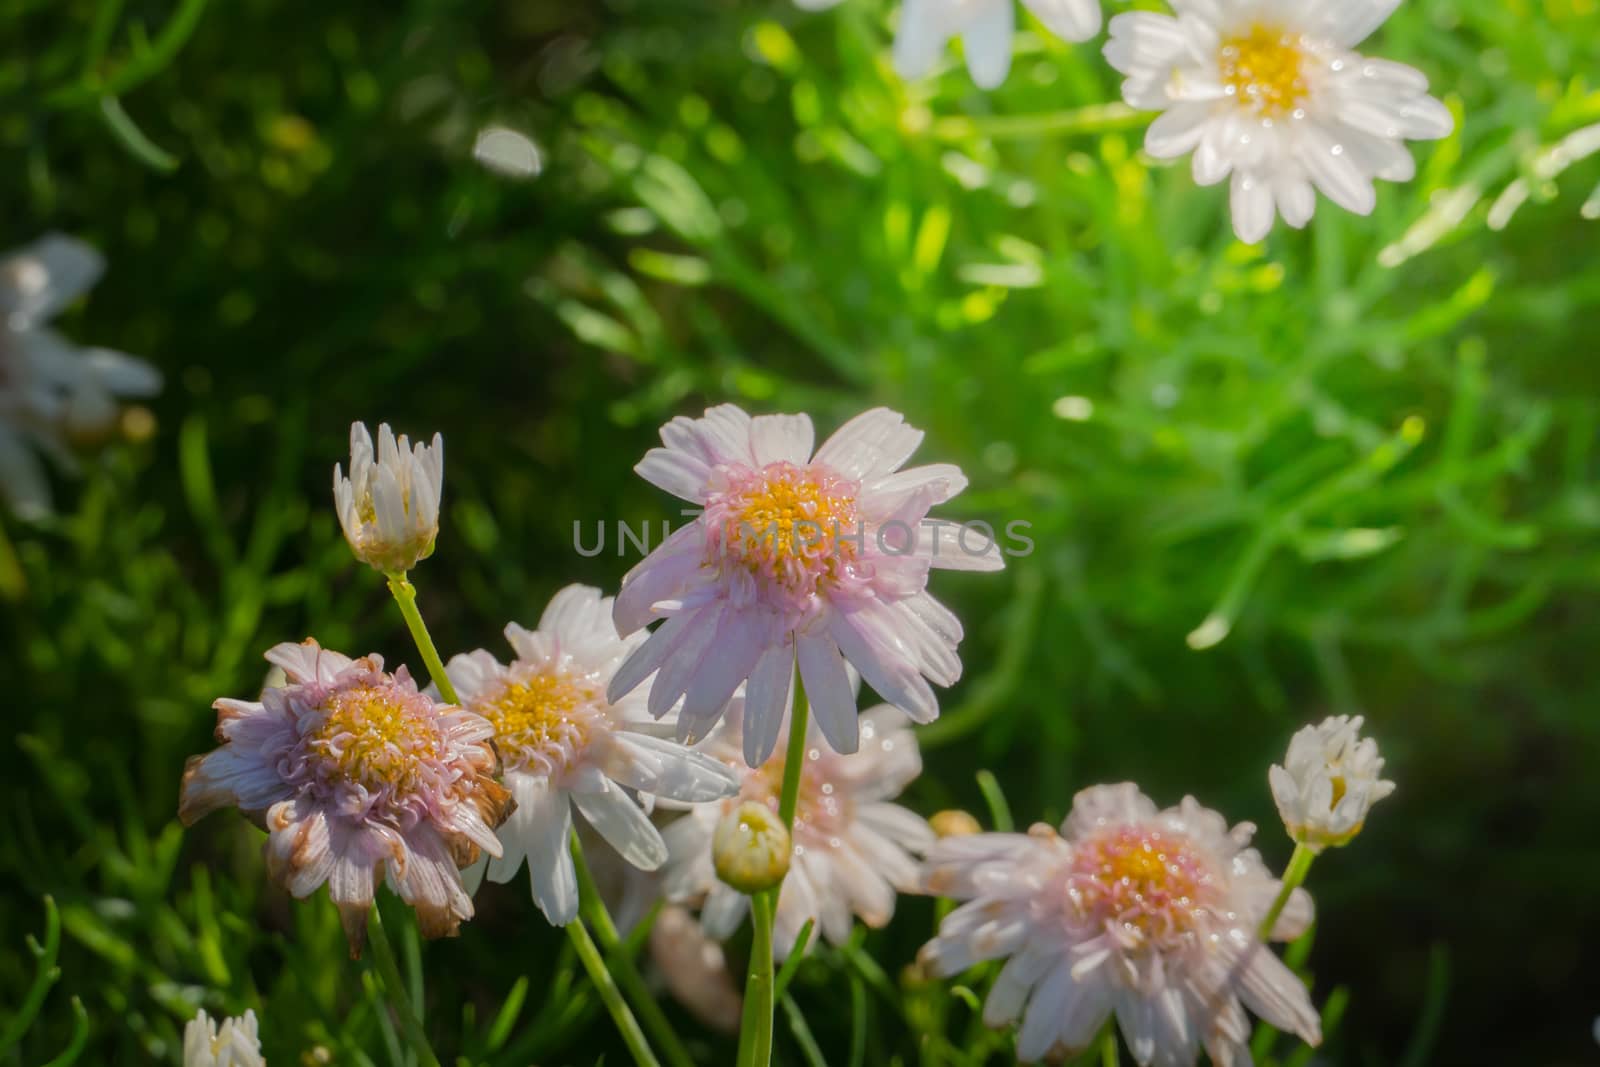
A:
572 779 669 871
636 447 712 503
797 634 859 753
893 0 953 82
743 643 797 765
962 1 1015 90
1230 171 1277 243
813 408 924 479
749 413 815 466
1021 0 1101 41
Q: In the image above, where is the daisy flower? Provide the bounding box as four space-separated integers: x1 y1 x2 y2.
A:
1104 0 1454 242
333 421 443 574
445 584 740 926
919 783 1322 1065
1270 713 1394 851
609 404 1000 765
894 0 1103 90
179 639 511 953
183 1009 263 1067
661 700 932 958
0 234 161 517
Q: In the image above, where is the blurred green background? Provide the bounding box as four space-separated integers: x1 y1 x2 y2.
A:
4 0 1600 1063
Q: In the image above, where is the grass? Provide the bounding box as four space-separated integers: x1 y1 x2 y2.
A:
4 0 1600 1063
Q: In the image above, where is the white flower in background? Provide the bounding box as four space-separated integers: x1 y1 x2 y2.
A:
1270 713 1394 851
650 905 744 1034
0 235 161 518
894 0 1103 90
447 585 739 926
610 405 1001 766
333 421 443 574
661 699 932 958
183 1008 263 1067
919 783 1321 1065
1104 0 1453 242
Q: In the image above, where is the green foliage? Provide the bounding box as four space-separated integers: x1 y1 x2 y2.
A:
4 0 1600 1064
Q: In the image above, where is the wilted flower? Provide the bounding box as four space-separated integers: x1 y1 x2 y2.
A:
1104 0 1453 242
333 421 443 574
894 0 1102 89
447 585 739 926
1270 714 1394 851
0 235 161 517
183 1008 263 1067
661 699 932 958
713 801 792 893
610 405 1000 765
918 783 1321 1065
179 639 511 953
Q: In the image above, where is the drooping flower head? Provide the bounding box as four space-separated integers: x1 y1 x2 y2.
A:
1105 0 1454 242
661 700 932 958
183 1008 263 1067
894 0 1103 89
919 783 1322 1065
1270 713 1394 852
446 585 739 926
333 421 443 574
610 405 1001 765
179 639 511 953
0 234 161 517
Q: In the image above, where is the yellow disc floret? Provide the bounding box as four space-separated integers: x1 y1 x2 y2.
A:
1218 24 1309 117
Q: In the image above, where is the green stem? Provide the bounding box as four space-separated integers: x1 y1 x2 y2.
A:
572 836 696 1067
777 671 810 830
1100 1025 1120 1067
566 917 661 1067
1258 843 1317 941
366 907 442 1067
736 891 777 1067
385 572 459 703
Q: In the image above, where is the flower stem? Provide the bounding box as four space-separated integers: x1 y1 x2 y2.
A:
735 890 777 1067
366 906 442 1067
1258 843 1316 941
777 670 809 830
572 835 696 1067
566 915 662 1067
384 572 459 704
736 668 808 1067
1100 1025 1120 1067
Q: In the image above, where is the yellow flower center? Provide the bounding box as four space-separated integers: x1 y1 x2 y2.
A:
1067 826 1219 946
307 683 442 792
1329 774 1347 809
480 669 600 772
1218 24 1309 117
711 463 860 586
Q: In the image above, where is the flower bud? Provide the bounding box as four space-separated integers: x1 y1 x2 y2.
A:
712 801 790 894
929 809 982 838
1269 714 1395 852
333 422 443 574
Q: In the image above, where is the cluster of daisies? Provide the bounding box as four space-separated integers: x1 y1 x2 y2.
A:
808 0 1454 243
177 404 1395 1066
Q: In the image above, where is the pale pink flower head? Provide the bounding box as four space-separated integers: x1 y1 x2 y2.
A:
180 639 512 954
609 405 1001 765
919 783 1322 1065
661 699 933 958
447 585 739 926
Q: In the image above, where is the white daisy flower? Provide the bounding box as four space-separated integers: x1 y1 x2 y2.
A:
1270 714 1394 852
183 1008 263 1067
661 700 932 958
1104 0 1454 242
919 783 1322 1065
610 404 1001 767
894 0 1103 90
0 234 161 518
333 421 443 574
446 584 740 926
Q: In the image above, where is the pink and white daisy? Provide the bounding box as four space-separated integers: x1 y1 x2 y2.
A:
1270 714 1394 852
609 405 1000 765
660 699 932 957
183 1008 263 1067
1104 0 1453 242
179 639 511 954
333 421 443 574
445 585 740 926
919 783 1322 1065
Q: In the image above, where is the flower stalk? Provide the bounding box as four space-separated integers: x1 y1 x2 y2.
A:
366 906 442 1067
1258 842 1316 942
385 572 459 703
